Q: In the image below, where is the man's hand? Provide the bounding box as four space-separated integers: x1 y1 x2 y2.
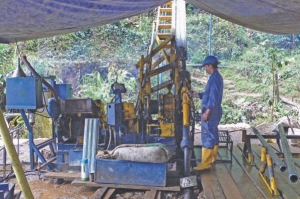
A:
202 113 208 121
187 92 198 98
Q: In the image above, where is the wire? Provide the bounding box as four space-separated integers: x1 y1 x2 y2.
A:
33 112 52 118
106 125 112 150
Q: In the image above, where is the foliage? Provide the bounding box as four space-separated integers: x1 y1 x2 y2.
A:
186 8 253 64
78 65 138 104
1 9 300 128
220 100 246 124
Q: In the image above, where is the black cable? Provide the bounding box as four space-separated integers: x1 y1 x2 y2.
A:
34 111 52 118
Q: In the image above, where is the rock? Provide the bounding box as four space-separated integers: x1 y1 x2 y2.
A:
123 192 133 198
54 178 64 185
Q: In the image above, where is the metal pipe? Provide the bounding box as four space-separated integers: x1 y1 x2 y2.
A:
209 14 213 55
90 119 99 174
278 124 299 183
184 147 191 176
182 127 192 176
252 127 286 172
37 157 57 171
0 109 34 198
83 119 90 159
87 119 93 173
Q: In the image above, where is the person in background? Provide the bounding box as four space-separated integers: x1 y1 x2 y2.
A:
188 55 224 171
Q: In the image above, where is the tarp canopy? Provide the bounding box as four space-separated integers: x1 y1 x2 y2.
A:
1 0 300 44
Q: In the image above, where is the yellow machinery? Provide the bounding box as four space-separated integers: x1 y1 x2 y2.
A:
105 1 195 177
133 0 195 176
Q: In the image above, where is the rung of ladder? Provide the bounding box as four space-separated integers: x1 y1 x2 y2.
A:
159 16 172 21
165 2 172 6
158 24 172 29
157 33 171 40
160 8 172 13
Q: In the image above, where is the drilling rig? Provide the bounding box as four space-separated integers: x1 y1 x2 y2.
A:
5 0 196 193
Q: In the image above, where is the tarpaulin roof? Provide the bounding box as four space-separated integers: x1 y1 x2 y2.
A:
1 0 300 44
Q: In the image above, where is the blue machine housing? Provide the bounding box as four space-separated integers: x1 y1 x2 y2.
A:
6 77 43 110
55 84 72 99
94 158 167 186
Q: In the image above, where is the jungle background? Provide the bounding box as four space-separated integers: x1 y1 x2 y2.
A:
1 4 300 138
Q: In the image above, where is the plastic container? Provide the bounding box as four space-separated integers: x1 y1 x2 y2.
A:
81 158 89 181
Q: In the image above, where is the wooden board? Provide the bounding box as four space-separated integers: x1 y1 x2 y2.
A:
219 146 266 199
249 144 300 198
44 172 80 181
156 191 161 199
213 156 243 199
198 166 226 199
0 164 12 171
90 187 109 199
71 178 180 191
144 189 157 199
234 145 281 199
103 188 115 199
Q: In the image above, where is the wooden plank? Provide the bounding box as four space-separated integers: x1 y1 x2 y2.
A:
0 164 11 171
103 188 115 199
156 191 161 199
198 168 225 199
218 146 266 199
71 178 180 191
233 145 281 199
44 172 80 181
144 189 157 199
200 171 216 199
90 187 109 199
213 155 243 199
250 144 300 198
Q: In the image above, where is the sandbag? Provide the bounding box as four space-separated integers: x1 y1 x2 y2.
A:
111 145 174 163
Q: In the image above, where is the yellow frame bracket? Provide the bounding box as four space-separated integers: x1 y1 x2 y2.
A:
259 148 280 196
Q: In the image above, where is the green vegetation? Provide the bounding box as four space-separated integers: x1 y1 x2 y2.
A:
1 6 300 131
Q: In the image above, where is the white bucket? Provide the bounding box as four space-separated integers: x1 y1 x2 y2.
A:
81 158 89 181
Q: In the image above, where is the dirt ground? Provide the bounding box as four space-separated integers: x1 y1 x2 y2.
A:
0 122 294 199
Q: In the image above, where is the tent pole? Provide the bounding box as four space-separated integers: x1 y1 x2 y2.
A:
0 109 34 199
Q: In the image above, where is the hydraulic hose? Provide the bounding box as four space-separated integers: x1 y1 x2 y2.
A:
22 56 60 103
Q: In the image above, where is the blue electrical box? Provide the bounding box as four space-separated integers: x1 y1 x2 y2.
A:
107 103 123 125
6 77 43 109
55 84 72 99
94 158 167 186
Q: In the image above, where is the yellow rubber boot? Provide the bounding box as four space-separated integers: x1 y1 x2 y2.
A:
194 148 213 171
211 145 219 163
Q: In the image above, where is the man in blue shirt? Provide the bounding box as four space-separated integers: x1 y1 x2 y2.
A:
189 55 223 171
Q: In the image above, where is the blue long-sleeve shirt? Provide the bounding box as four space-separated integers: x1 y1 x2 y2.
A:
198 70 223 115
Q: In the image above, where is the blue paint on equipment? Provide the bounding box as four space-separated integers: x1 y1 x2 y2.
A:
6 77 43 110
48 98 61 118
55 84 72 99
94 158 167 186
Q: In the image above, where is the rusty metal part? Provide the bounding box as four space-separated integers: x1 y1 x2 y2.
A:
60 98 99 115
